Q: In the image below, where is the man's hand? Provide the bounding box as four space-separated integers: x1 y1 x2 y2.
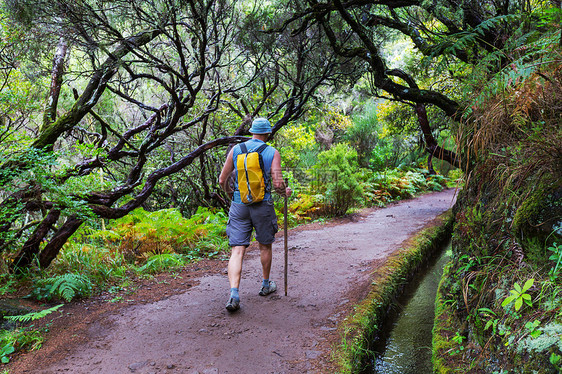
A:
285 187 292 197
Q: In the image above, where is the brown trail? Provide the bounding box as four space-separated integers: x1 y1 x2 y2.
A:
10 189 457 374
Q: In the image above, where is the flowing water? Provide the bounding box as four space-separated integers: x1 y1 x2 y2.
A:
368 242 452 374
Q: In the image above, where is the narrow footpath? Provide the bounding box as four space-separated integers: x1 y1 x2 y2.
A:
11 189 457 374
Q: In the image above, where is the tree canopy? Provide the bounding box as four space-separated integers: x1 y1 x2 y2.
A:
0 0 559 270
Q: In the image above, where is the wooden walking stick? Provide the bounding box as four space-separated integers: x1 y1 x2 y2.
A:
284 177 289 296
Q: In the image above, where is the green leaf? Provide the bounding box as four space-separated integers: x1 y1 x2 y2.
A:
514 282 522 293
522 278 534 292
0 343 15 363
502 295 516 307
478 307 496 316
514 298 523 311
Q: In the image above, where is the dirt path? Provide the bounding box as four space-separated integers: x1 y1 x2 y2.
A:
10 189 457 374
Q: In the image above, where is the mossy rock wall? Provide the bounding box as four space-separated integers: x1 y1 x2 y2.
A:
433 69 562 373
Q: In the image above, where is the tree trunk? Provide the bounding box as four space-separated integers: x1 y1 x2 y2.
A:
415 103 461 169
39 216 83 268
42 37 67 128
12 209 61 270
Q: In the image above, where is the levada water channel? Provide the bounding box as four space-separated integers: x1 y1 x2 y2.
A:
362 241 452 374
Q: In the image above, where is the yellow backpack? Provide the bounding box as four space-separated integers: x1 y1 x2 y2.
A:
236 143 269 204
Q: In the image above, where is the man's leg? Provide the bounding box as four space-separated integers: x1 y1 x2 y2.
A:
251 201 278 296
259 242 272 281
228 245 247 289
259 242 277 296
226 245 246 311
225 202 252 311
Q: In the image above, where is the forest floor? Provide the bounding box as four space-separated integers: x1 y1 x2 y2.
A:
6 188 458 374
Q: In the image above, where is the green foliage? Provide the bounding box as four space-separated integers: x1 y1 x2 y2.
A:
449 331 466 355
310 143 363 216
501 279 534 311
4 304 63 323
463 17 561 118
435 15 519 60
30 273 92 302
0 278 15 297
548 242 562 282
550 352 561 372
369 141 397 172
137 253 187 274
0 343 14 364
524 320 542 339
0 328 43 364
0 146 98 256
345 101 381 167
479 307 499 335
274 124 317 169
107 207 228 260
50 241 128 285
45 206 229 289
288 193 324 221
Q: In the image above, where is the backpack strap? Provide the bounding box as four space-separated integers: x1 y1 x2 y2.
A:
239 143 248 154
255 144 268 154
254 144 270 193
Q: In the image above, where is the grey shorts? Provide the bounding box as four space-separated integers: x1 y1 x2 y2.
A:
226 200 278 247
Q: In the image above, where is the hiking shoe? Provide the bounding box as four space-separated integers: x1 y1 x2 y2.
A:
259 280 277 296
225 297 240 312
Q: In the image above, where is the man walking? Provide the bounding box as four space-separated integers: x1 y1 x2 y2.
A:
219 118 291 312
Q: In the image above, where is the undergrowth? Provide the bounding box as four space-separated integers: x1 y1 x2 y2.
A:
434 52 562 372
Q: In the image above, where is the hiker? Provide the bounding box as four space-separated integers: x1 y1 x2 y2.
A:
218 118 291 312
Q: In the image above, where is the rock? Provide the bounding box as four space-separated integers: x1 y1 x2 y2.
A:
0 300 33 330
128 361 148 372
305 350 321 359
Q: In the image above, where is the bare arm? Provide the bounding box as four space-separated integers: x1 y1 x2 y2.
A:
271 150 292 197
219 149 235 197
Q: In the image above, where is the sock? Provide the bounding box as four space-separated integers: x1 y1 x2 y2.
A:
230 287 239 301
262 279 270 288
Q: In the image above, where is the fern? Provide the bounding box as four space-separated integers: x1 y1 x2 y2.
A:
53 274 92 302
34 273 93 302
137 253 186 274
473 15 519 36
4 304 63 323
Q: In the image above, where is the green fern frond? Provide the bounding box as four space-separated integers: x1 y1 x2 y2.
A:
4 304 63 323
473 15 519 35
138 253 186 274
45 273 92 302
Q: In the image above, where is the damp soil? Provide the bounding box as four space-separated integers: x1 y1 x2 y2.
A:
5 189 457 374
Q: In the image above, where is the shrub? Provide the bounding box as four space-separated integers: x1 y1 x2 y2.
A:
310 143 363 216
274 124 317 169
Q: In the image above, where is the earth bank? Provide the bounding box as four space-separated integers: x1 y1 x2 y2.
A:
432 69 562 373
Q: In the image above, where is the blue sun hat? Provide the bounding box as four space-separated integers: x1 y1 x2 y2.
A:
249 118 272 134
